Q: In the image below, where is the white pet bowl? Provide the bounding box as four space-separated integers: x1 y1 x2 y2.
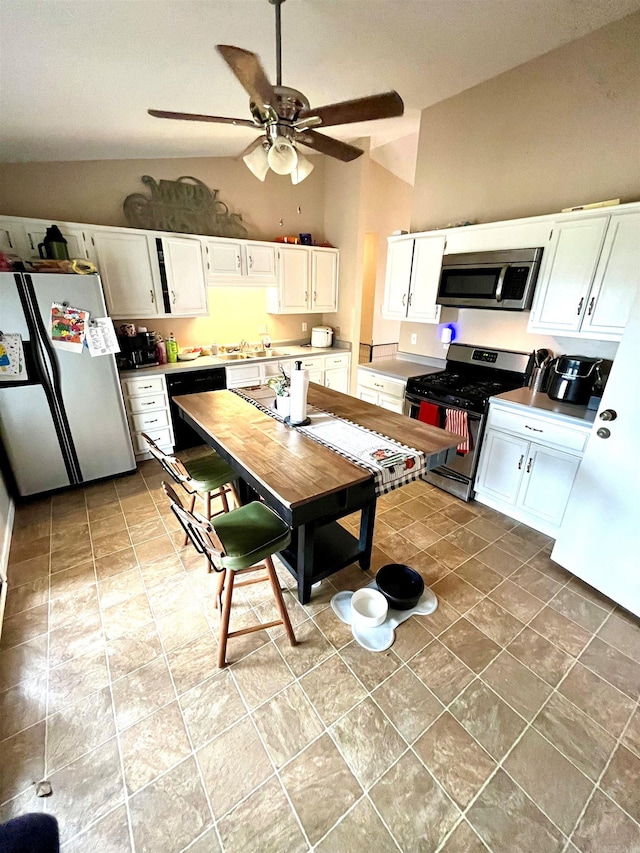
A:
350 588 388 628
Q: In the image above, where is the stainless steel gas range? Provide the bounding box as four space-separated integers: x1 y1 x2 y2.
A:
405 343 534 501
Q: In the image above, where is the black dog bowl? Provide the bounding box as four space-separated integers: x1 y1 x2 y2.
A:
375 564 425 611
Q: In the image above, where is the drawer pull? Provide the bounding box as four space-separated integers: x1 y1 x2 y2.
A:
141 401 155 407
525 425 543 432
139 385 153 390
147 419 158 424
518 454 524 470
526 457 533 473
374 383 383 388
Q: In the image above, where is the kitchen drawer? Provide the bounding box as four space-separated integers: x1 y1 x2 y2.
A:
132 409 170 432
134 427 172 454
323 353 350 369
357 371 406 399
127 393 168 413
225 363 262 388
298 357 324 371
488 407 589 453
124 376 164 397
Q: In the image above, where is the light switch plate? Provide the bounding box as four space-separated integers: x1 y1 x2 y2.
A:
411 333 417 345
302 322 308 332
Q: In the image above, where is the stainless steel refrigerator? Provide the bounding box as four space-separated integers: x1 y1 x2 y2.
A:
0 271 135 496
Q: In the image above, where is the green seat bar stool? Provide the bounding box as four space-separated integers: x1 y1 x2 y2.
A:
163 482 298 668
141 432 240 546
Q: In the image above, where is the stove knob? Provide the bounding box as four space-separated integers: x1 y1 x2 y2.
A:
596 427 611 439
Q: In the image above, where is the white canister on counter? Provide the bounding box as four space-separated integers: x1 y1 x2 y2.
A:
289 360 309 424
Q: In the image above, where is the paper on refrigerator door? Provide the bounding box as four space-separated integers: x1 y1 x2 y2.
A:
50 302 87 352
0 333 26 380
86 318 120 357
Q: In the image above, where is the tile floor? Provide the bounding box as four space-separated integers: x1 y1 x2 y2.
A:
1 448 639 852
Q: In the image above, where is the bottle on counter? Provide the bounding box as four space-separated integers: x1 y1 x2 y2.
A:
166 332 178 363
155 335 167 365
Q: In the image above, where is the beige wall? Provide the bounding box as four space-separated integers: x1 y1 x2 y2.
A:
401 11 640 362
363 160 413 345
0 155 327 243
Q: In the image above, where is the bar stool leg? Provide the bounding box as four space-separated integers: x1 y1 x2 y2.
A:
220 488 230 514
214 567 225 607
218 569 235 668
264 556 297 647
230 483 242 508
183 494 197 547
203 490 211 522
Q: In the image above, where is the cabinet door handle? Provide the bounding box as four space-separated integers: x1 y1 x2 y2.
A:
518 454 524 470
577 297 584 315
408 292 413 306
524 424 543 432
587 296 595 316
150 289 155 303
28 233 35 250
526 457 533 473
171 289 176 304
249 254 253 268
236 254 241 268
402 293 406 307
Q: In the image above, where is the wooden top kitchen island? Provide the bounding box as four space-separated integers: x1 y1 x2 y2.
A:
175 385 461 603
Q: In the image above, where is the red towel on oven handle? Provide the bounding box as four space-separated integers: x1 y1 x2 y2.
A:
418 402 440 426
445 408 470 454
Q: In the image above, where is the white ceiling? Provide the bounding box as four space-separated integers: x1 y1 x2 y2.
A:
1 0 639 164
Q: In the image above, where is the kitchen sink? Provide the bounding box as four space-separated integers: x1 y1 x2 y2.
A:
217 352 251 360
217 349 286 360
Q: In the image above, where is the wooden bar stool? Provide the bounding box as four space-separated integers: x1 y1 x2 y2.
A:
162 482 297 668
141 432 240 545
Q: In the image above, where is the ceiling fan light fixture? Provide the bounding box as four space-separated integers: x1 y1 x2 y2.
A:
267 138 298 175
243 141 269 181
290 152 314 184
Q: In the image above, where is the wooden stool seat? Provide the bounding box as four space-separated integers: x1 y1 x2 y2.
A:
162 482 297 668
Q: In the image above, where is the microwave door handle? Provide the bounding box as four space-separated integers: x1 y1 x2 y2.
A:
495 265 509 302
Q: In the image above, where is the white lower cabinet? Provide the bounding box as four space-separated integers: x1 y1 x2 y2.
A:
226 351 351 392
356 369 406 414
475 401 591 537
121 374 174 457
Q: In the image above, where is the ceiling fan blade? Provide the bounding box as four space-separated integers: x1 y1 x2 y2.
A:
295 130 363 162
216 45 275 110
148 109 258 128
298 90 404 128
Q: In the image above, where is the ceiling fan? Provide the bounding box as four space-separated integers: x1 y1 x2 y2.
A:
148 0 404 184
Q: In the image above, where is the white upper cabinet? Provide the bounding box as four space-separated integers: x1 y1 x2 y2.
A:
528 208 640 340
204 238 277 285
0 216 87 261
580 211 640 338
382 234 444 323
86 229 162 318
86 228 207 318
159 235 207 316
0 217 23 254
310 249 338 312
266 245 339 314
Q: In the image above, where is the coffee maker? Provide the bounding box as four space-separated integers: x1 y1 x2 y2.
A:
116 332 158 369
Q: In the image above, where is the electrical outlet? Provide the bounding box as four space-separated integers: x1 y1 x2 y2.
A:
257 324 267 334
411 333 418 345
302 322 308 332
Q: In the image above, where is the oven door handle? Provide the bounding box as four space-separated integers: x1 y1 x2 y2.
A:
495 265 509 302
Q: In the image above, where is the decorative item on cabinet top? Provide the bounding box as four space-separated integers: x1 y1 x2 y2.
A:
123 175 247 239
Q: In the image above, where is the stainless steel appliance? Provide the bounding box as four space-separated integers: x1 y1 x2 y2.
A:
0 271 136 497
405 343 533 500
546 354 603 405
166 367 227 450
437 248 543 310
116 332 158 369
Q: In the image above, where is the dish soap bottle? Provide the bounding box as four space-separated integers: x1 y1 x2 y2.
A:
166 332 178 363
155 334 167 365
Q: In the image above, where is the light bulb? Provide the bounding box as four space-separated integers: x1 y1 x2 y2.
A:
267 139 298 175
243 143 269 181
290 153 314 185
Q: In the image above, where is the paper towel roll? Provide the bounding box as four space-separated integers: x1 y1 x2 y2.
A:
289 361 309 424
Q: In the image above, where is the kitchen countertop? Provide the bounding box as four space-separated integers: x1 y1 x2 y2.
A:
493 387 597 427
357 357 444 382
119 345 348 378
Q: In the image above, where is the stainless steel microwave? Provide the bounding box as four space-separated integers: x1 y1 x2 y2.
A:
437 248 543 310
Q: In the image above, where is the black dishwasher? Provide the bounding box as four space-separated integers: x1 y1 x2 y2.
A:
166 367 226 450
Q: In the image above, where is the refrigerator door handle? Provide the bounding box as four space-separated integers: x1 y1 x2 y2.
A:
21 275 83 484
